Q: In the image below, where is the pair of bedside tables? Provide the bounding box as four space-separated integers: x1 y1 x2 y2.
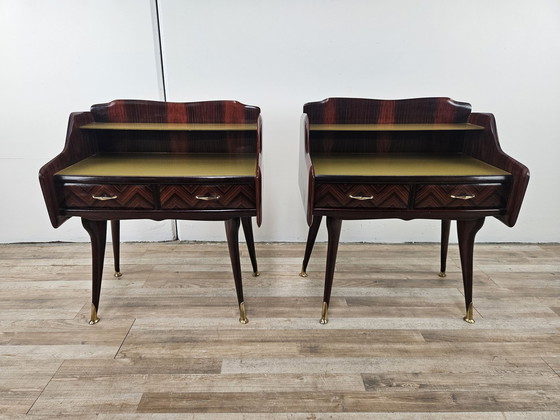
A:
39 98 529 325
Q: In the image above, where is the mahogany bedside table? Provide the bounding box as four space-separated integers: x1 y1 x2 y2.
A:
298 97 529 324
40 99 262 324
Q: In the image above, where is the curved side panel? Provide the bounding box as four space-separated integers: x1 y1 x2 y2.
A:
255 115 263 227
466 113 530 227
299 114 314 226
38 111 96 228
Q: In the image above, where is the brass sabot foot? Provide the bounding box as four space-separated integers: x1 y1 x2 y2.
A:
252 271 260 277
114 272 122 278
438 272 446 278
299 266 308 277
320 302 328 325
463 302 475 324
239 302 249 324
89 304 100 325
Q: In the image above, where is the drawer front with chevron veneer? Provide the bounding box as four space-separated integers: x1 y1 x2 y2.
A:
414 184 507 209
63 184 155 209
315 184 410 209
160 184 255 210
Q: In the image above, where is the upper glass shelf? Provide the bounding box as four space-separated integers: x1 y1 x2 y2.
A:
80 122 257 131
309 123 484 131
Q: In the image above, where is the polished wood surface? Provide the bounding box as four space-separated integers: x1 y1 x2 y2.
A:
39 99 262 228
300 97 530 324
39 100 262 324
0 242 558 416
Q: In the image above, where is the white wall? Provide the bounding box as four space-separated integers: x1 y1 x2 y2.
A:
1 0 559 243
0 0 173 242
160 0 560 243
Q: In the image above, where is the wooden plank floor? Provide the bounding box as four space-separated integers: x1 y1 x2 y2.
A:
0 241 559 419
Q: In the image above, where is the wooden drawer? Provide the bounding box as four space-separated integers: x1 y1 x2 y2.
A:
314 184 410 209
414 184 506 209
160 184 255 210
63 184 155 209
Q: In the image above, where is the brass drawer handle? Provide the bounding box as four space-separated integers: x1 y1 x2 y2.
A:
349 194 374 201
92 195 118 201
196 195 221 201
450 194 476 200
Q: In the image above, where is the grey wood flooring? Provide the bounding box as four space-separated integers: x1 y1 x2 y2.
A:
0 241 559 419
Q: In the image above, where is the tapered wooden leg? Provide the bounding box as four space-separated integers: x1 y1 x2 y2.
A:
439 219 451 277
110 220 122 278
300 215 323 277
457 218 485 324
241 217 259 277
225 218 248 324
321 217 342 324
81 218 107 325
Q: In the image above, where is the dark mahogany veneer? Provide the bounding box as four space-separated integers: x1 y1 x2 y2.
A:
40 99 262 324
299 97 529 324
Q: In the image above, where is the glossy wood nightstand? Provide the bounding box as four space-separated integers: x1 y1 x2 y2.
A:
40 99 262 324
299 97 529 324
